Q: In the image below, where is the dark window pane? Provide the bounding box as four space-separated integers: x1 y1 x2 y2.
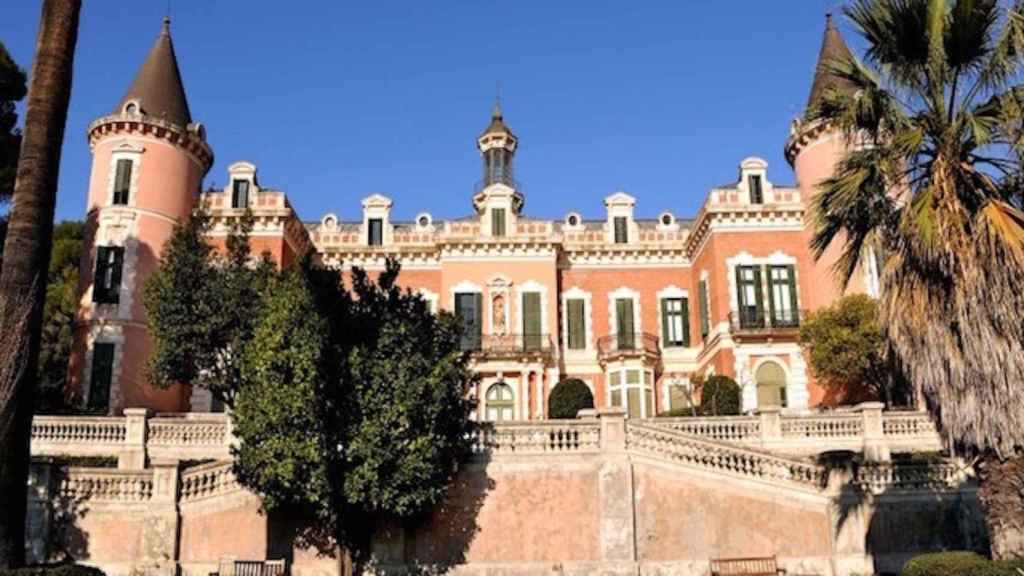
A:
614 217 628 244
616 298 635 349
455 292 481 351
567 299 585 350
232 180 250 208
492 208 506 237
88 343 115 410
113 159 132 205
699 280 710 338
368 218 383 246
92 246 123 304
749 175 763 204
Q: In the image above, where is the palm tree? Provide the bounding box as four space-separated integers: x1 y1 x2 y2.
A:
0 0 81 568
809 0 1024 558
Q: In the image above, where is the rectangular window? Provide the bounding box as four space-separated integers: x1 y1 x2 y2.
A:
88 343 115 411
613 217 628 244
522 292 541 350
669 385 689 411
749 174 763 204
698 279 710 339
661 297 689 347
492 208 506 237
112 159 132 205
768 265 798 326
92 246 124 304
736 265 764 328
368 218 383 246
231 179 250 208
566 298 586 350
615 298 635 350
454 292 482 351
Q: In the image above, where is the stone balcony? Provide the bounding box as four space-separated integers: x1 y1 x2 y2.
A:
465 333 556 361
596 332 661 363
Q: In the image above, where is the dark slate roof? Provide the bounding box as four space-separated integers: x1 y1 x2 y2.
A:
806 13 856 111
115 18 192 128
480 102 514 138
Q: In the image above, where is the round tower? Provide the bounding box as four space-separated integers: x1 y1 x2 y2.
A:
785 14 876 309
67 18 214 414
473 103 523 235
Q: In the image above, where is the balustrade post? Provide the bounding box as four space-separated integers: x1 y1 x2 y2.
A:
140 458 182 576
120 408 149 470
758 407 782 449
596 407 627 453
857 402 889 462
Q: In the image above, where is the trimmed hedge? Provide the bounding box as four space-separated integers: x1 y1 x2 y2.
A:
699 375 741 416
901 552 1024 576
548 378 595 419
0 565 106 576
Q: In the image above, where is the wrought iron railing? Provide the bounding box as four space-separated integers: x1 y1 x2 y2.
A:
463 333 554 357
596 332 660 360
729 308 804 332
474 174 523 195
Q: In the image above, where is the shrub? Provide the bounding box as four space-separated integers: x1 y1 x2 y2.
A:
698 375 741 416
548 378 595 419
901 552 989 576
657 407 699 418
0 564 106 576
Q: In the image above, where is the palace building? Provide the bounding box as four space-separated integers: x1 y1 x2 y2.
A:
68 15 874 420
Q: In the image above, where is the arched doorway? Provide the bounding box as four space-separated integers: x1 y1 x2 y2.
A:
485 382 515 422
755 361 788 408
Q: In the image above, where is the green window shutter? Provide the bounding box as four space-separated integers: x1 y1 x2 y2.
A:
88 343 115 410
614 217 628 243
109 248 124 304
492 208 506 237
681 297 691 347
567 299 585 350
455 293 482 350
786 265 798 321
735 266 746 310
522 292 541 349
113 159 132 205
699 280 709 338
752 266 764 325
616 298 635 349
93 247 110 303
660 299 671 345
765 265 776 325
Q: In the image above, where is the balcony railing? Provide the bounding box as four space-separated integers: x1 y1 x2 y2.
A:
474 174 522 195
596 332 660 361
729 308 804 333
463 333 554 358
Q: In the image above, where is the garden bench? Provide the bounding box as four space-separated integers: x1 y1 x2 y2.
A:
210 558 287 576
710 555 785 576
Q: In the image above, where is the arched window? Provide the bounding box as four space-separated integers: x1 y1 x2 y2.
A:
755 361 788 408
485 382 514 422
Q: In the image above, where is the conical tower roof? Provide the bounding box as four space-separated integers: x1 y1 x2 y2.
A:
480 101 514 138
806 13 855 111
115 18 192 127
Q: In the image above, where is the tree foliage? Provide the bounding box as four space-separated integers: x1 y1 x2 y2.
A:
146 224 477 560
698 375 741 416
0 40 27 206
36 221 83 412
799 294 907 405
548 378 595 419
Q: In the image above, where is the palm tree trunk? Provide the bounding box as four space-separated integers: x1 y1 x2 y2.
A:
977 453 1024 560
0 0 80 568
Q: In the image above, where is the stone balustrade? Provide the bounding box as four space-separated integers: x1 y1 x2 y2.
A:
652 404 942 458
180 461 240 503
472 419 602 455
57 467 155 503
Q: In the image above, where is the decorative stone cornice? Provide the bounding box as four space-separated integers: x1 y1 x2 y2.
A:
88 113 214 172
783 118 834 165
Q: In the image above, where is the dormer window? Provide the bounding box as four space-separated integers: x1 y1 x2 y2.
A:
231 179 250 208
614 217 628 244
368 218 383 246
492 208 506 237
749 174 764 204
112 159 132 205
568 214 579 226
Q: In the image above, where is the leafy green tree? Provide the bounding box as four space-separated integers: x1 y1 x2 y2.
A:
0 40 27 207
808 0 1024 556
548 378 595 419
799 294 907 406
37 221 84 412
698 375 741 416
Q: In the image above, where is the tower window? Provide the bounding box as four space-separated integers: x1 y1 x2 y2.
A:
492 208 506 237
93 246 124 304
231 179 250 208
749 175 764 204
368 218 383 246
112 159 132 205
88 342 116 411
614 217 628 244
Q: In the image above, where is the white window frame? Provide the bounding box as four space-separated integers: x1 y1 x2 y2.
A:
607 287 641 337
656 285 689 349
607 367 655 418
106 141 144 208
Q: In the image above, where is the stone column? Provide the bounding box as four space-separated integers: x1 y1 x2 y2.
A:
137 459 181 576
758 406 782 450
858 401 889 462
120 407 149 470
595 407 636 571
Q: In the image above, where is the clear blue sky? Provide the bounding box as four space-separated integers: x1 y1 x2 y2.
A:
2 1 849 224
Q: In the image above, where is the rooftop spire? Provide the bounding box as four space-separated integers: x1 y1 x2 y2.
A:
806 12 855 111
115 18 192 127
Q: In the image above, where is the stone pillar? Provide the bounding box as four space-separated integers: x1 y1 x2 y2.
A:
857 401 890 462
120 407 149 470
137 459 181 576
758 406 782 449
595 407 636 571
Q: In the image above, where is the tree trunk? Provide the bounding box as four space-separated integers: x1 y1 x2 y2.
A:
0 0 80 568
977 453 1024 560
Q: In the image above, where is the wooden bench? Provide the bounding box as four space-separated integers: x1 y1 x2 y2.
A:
710 556 785 576
210 558 287 576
